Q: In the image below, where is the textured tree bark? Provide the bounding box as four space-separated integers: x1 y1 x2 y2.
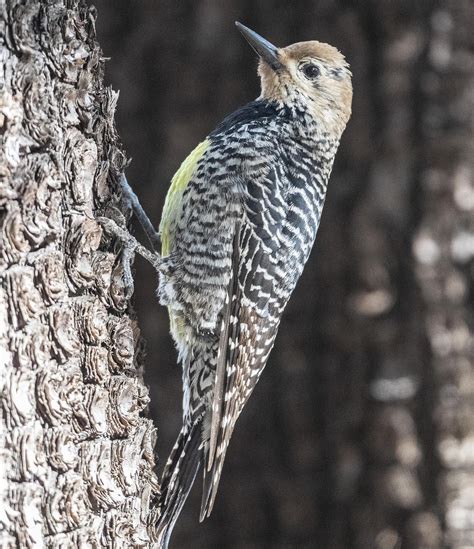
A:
0 1 159 546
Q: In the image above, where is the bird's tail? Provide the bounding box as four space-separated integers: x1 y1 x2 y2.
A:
200 439 230 521
155 421 202 549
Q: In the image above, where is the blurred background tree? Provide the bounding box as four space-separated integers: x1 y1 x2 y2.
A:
93 1 473 547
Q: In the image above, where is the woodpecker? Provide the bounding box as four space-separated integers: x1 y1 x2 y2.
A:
108 21 352 547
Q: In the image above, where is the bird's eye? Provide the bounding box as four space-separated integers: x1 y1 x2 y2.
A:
302 64 320 79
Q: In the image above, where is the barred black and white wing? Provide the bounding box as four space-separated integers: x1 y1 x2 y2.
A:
201 163 289 519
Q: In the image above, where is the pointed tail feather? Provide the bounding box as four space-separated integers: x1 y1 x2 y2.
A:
200 438 231 521
156 421 202 548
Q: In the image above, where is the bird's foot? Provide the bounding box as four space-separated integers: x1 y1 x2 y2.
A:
97 216 162 272
119 245 136 301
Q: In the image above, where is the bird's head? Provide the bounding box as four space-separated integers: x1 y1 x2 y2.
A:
236 22 352 137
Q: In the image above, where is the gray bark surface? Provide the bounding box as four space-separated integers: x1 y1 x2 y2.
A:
0 1 159 546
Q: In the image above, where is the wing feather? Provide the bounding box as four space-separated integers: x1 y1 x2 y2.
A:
208 222 241 470
201 164 289 517
201 223 281 519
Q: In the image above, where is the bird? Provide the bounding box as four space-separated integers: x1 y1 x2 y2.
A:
149 21 352 547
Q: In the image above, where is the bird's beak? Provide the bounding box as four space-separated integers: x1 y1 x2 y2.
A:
235 22 282 71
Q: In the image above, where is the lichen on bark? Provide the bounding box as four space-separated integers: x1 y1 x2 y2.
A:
0 1 159 546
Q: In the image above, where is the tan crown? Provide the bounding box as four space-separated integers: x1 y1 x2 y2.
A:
258 40 352 136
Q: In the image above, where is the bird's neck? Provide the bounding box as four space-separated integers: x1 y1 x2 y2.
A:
268 99 339 155
262 91 347 141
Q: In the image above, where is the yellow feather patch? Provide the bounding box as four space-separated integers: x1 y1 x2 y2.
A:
159 139 210 256
159 139 210 342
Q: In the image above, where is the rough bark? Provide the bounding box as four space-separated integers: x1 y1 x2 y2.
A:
0 1 159 546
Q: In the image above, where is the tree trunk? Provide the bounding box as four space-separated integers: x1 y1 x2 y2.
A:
0 1 159 546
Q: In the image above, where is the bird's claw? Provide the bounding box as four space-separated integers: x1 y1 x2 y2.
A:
97 215 162 271
120 245 136 301
96 216 136 299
